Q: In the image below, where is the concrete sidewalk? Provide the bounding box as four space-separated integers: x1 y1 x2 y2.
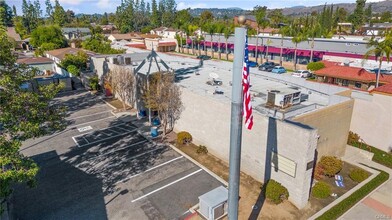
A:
338 146 392 220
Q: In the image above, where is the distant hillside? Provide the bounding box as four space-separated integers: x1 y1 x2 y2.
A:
189 8 249 18
282 0 392 16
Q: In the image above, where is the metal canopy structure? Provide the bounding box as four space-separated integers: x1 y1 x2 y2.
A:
133 49 171 124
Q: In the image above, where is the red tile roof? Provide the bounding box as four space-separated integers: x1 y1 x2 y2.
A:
158 42 176 47
314 65 392 84
371 83 392 95
321 60 339 68
45 47 96 60
17 57 54 65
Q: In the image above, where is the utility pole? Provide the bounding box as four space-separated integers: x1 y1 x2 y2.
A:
228 16 246 220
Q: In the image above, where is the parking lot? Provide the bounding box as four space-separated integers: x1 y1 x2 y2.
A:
14 90 224 220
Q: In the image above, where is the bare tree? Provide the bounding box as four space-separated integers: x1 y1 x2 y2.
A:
143 72 183 136
106 66 136 110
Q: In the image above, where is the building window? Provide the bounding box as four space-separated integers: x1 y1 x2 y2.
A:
346 43 351 46
342 79 349 86
355 82 362 88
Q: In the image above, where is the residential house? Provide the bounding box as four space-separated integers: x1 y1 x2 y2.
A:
360 23 392 36
150 27 180 39
17 57 55 75
145 38 177 52
62 27 91 40
314 65 392 90
233 15 257 30
108 33 139 42
6 27 22 49
45 47 96 75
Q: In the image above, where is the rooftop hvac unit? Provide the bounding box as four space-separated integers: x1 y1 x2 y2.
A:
267 89 301 109
198 186 228 220
124 57 131 65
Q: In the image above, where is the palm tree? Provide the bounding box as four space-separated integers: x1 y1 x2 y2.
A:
254 6 268 64
308 16 321 62
265 38 273 62
364 30 392 88
290 21 308 70
188 24 198 55
223 26 233 60
206 22 216 58
278 26 290 66
215 22 225 60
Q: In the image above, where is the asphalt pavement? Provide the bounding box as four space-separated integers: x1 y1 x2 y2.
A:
14 90 224 220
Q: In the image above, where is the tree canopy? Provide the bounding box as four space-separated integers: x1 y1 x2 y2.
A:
30 25 67 49
0 27 66 207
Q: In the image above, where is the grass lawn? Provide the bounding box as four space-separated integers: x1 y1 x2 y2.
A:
350 142 392 169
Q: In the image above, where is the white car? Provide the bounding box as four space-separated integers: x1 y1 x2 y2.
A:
292 70 312 78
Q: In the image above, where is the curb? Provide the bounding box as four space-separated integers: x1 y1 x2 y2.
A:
168 144 228 187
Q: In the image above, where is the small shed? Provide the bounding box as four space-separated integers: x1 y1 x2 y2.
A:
198 186 228 220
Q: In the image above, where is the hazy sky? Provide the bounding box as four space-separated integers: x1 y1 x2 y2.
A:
5 0 385 14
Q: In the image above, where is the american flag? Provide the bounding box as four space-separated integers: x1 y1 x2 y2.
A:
242 35 253 130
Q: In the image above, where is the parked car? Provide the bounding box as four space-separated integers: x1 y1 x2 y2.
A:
197 55 211 60
248 61 258 67
271 66 286 74
258 62 277 72
292 70 312 78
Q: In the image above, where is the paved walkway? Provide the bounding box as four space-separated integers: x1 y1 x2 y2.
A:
339 146 392 220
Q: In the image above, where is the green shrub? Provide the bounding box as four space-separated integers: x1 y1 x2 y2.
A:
347 131 360 145
89 75 99 91
316 171 389 220
265 179 289 204
67 65 80 77
318 156 343 177
177 131 192 145
196 145 208 154
349 168 369 182
312 181 331 199
350 141 392 169
307 61 325 71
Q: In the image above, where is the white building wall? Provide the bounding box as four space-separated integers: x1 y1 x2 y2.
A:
175 88 318 208
350 91 392 152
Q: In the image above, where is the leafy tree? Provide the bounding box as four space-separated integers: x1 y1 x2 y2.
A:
290 23 308 70
0 1 13 26
82 33 125 54
106 66 136 110
199 10 214 25
53 0 66 26
66 65 79 76
268 9 284 28
364 30 392 88
349 0 366 33
151 0 160 27
30 25 67 49
215 22 225 59
380 11 391 23
162 0 176 27
143 72 183 137
60 51 89 71
0 29 66 211
205 22 216 58
45 0 53 23
21 0 42 33
115 0 134 33
364 4 372 24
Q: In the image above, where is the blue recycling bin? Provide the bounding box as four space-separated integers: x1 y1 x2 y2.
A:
151 126 158 137
138 110 147 118
152 117 160 126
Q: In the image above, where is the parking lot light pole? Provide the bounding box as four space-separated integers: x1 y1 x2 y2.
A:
228 17 246 220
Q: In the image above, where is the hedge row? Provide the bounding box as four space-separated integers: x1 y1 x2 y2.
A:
316 171 389 220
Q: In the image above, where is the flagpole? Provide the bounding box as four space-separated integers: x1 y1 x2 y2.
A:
228 17 246 220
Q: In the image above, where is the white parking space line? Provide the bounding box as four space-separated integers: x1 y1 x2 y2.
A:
131 169 203 203
72 123 126 138
71 136 80 147
67 110 112 120
69 116 116 128
76 128 139 148
115 156 184 185
82 136 89 143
